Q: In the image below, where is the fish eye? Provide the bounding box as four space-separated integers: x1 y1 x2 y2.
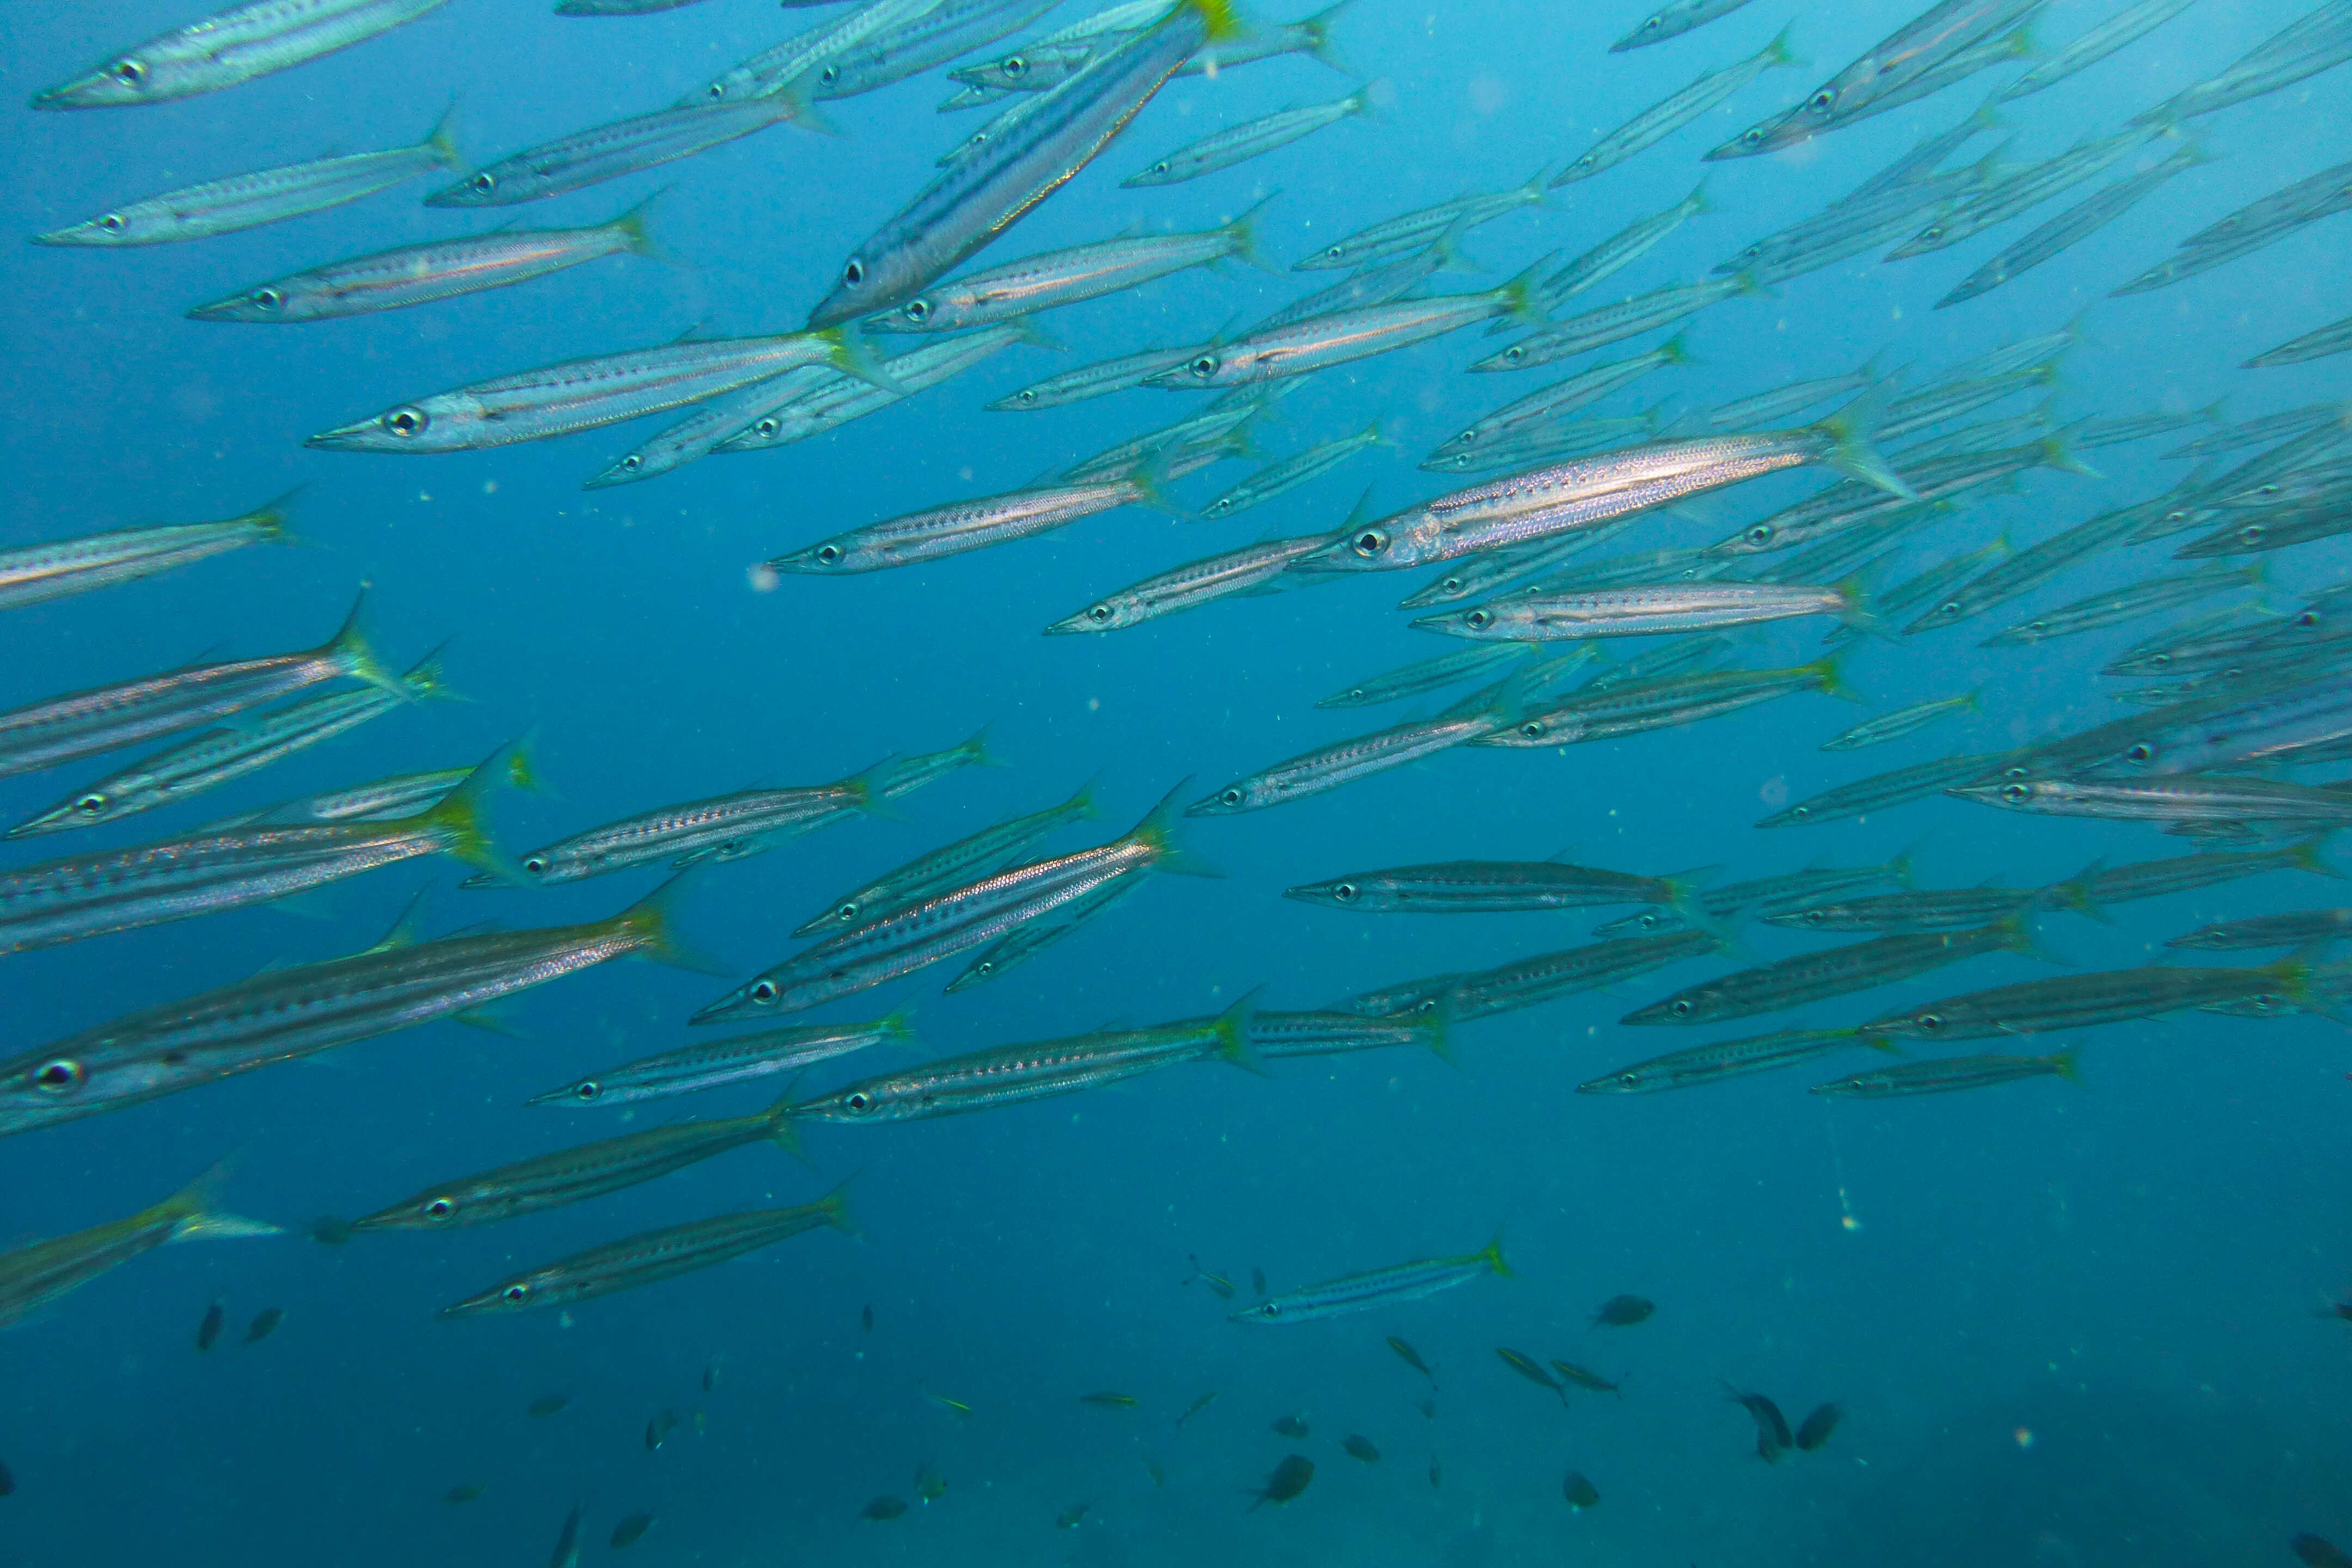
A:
1504 346 1525 363
706 81 727 100
1742 125 1769 147
1466 609 1492 630
1333 883 1357 903
816 544 843 565
904 299 929 323
1746 525 1773 545
1668 999 1693 1018
1088 603 1113 622
1619 1071 1640 1086
424 1196 456 1218
523 856 547 875
384 406 428 437
1809 87 1838 112
1003 54 1027 77
1325 246 1343 260
1802 910 1824 924
1153 161 1170 174
33 1058 83 1093
1261 1301 1281 1316
1788 805 1810 819
1517 720 1544 738
845 1091 873 1113
1016 390 1037 405
99 213 126 232
836 902 859 921
573 1081 601 1101
111 58 147 84
1189 354 1218 378
620 455 642 472
1916 1013 1944 1032
756 417 780 437
469 172 496 195
821 64 840 83
502 1283 530 1303
1921 225 1944 242
842 258 865 287
2240 525 2264 544
2297 609 2322 627
2001 783 2031 804
1220 787 1244 806
74 793 106 815
749 979 780 1004
250 286 284 310
2126 742 2154 762
1350 527 1388 558
1441 574 1465 593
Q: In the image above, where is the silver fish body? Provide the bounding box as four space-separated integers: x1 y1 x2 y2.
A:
33 0 453 108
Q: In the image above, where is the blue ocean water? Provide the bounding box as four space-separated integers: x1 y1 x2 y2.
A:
4 0 2351 1561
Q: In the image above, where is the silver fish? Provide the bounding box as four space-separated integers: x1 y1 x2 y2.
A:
1122 82 1374 186
807 0 1228 326
441 1190 851 1315
793 775 1098 936
0 498 293 611
1471 274 1756 374
1230 1235 1509 1324
426 97 804 207
1812 1048 2080 1096
1048 532 1337 633
0 1163 274 1330
0 597 400 781
1197 425 1383 520
307 330 864 454
1555 28 1798 186
869 204 1267 332
1294 167 1546 271
1579 1028 1883 1094
1531 181 1713 312
33 110 458 244
705 323 1040 460
32 0 453 108
531 1016 912 1108
2002 0 2200 97
1612 0 1760 52
189 198 657 322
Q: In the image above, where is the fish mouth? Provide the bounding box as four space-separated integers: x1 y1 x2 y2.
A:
1040 612 1101 636
1407 613 1470 636
303 419 391 451
1279 884 1340 904
1183 791 1246 818
29 76 118 111
437 1290 506 1317
689 991 756 1025
4 809 81 838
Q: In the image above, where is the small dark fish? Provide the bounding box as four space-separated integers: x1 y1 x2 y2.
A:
1187 1254 1236 1300
702 1361 721 1393
443 1484 485 1504
1343 1435 1380 1462
1562 1469 1600 1510
1725 1386 1793 1462
2295 1535 2352 1568
862 1496 908 1521
1428 1455 1443 1488
1146 1461 1166 1487
1176 1391 1218 1426
1551 1359 1622 1395
914 1464 946 1505
645 1409 680 1451
1496 1346 1568 1405
1081 1392 1139 1407
1417 1396 1436 1419
1056 1502 1091 1528
1387 1334 1437 1387
1794 1401 1842 1451
0 1458 12 1498
1592 1294 1655 1326
1271 1414 1310 1438
196 1298 224 1352
1250 1454 1314 1510
309 1216 354 1245
2329 1297 2352 1324
548 1507 583 1568
528 1394 571 1418
610 1513 654 1549
242 1307 283 1344
862 1303 874 1331
1252 1267 1267 1294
